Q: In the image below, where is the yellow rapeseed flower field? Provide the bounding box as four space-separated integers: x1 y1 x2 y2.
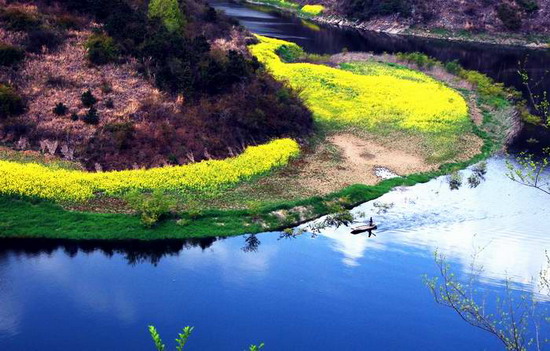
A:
301 4 324 16
0 138 300 202
249 36 470 133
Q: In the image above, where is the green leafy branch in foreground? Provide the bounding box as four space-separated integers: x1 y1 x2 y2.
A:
148 325 264 351
506 65 549 195
506 149 550 196
518 59 549 126
426 162 550 350
424 252 549 351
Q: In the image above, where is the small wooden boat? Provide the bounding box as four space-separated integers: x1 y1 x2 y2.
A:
351 224 377 234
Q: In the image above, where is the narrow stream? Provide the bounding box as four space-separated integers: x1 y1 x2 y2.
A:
0 2 549 350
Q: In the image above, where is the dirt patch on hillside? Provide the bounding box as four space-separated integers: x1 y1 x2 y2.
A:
299 134 435 193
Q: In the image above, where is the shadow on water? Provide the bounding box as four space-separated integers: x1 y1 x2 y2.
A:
0 237 220 266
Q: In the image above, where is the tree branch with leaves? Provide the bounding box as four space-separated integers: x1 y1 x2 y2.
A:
424 252 548 351
506 149 550 196
149 325 264 351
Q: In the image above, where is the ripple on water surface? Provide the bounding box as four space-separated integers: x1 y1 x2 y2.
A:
306 157 550 296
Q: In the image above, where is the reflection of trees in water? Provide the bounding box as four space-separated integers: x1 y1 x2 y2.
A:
447 161 488 191
0 237 219 266
242 234 261 253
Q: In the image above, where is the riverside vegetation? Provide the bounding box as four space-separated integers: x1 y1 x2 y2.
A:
0 0 312 170
0 0 527 240
245 0 325 17
240 0 550 47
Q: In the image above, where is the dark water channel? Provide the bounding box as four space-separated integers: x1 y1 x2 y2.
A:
1 2 549 350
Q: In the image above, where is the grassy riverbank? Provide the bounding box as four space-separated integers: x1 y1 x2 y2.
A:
0 155 489 240
0 39 519 240
245 0 325 17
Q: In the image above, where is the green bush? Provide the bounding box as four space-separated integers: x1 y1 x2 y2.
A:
275 44 304 63
497 4 522 30
517 100 542 125
0 84 24 118
444 60 462 75
515 0 539 13
0 43 25 67
85 33 119 65
148 0 186 32
396 52 437 68
458 69 508 107
81 89 97 107
70 112 79 121
125 190 178 228
83 107 99 125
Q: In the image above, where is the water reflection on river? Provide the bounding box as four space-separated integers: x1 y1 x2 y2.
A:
307 157 550 297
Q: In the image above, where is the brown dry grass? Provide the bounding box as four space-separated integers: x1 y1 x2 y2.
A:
0 26 27 46
0 4 179 162
199 127 483 210
11 28 175 143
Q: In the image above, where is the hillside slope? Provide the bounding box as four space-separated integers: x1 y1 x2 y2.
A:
0 0 312 170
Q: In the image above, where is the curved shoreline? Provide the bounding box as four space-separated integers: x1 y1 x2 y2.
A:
0 137 499 240
0 55 520 240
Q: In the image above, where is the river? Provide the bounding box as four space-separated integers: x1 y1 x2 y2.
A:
0 2 549 350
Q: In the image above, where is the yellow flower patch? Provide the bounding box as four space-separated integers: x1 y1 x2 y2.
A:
249 36 470 133
0 138 300 202
301 4 324 16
